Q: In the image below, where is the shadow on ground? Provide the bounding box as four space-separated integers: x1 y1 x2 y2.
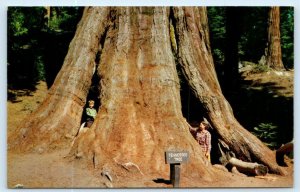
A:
153 178 172 185
227 74 293 147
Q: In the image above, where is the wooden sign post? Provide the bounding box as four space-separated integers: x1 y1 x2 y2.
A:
165 151 189 187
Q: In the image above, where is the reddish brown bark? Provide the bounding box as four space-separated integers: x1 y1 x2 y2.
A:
266 7 285 70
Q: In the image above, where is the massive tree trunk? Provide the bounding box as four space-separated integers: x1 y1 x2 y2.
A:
266 7 285 70
8 6 286 180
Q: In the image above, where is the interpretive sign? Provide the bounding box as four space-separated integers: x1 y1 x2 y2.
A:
165 151 189 187
165 151 189 164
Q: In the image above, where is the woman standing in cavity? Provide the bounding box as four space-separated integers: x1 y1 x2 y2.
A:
189 120 212 162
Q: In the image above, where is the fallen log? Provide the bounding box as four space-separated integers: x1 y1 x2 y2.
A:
228 157 268 176
217 139 268 176
231 166 247 177
276 141 293 166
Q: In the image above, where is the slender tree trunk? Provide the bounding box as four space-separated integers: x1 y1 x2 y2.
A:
266 7 285 70
8 7 286 179
45 7 51 27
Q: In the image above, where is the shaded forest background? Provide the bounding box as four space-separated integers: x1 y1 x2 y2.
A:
7 7 294 150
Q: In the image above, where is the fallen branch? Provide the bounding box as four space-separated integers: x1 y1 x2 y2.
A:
276 141 293 166
228 157 268 176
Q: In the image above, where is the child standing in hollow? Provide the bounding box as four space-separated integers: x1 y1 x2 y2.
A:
85 100 97 128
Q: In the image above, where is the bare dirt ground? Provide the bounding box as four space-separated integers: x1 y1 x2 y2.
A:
7 71 294 189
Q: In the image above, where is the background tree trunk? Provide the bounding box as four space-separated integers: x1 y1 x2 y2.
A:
9 6 286 179
266 7 284 70
45 7 51 27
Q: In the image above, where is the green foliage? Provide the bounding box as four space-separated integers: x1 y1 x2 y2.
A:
238 7 294 69
252 63 269 73
208 6 294 74
8 7 45 37
207 7 226 66
48 7 82 32
281 7 294 69
252 123 279 149
8 9 28 36
238 7 269 63
7 7 82 90
208 7 270 64
212 48 225 64
35 56 46 81
8 7 47 89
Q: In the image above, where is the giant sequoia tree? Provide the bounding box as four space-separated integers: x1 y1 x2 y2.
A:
9 7 286 180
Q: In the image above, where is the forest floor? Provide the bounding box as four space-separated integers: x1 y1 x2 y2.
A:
7 68 294 189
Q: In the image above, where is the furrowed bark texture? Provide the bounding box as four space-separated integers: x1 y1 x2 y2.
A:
266 7 284 70
8 7 110 152
92 7 218 177
69 7 217 178
172 7 285 175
